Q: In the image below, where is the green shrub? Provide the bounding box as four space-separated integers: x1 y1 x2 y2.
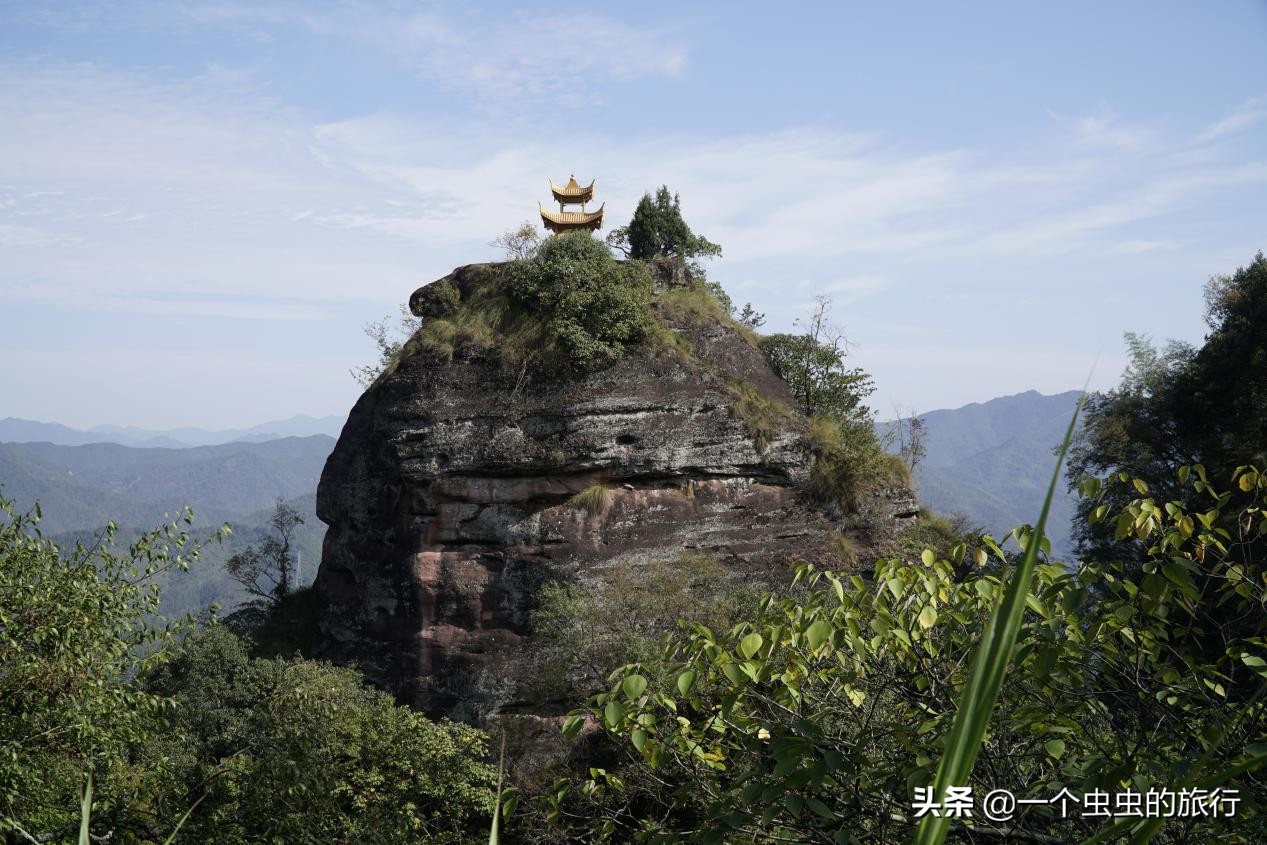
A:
805 415 910 513
139 628 498 844
654 283 761 348
504 232 652 370
415 278 461 318
570 465 1267 843
0 499 222 839
760 296 874 424
528 554 758 704
891 511 976 563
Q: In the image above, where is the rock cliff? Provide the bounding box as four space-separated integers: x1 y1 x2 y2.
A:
313 262 917 720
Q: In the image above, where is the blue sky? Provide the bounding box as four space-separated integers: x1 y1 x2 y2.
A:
2 1 1265 429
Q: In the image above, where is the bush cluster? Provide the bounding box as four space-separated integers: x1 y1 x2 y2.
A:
0 498 498 844
504 231 652 370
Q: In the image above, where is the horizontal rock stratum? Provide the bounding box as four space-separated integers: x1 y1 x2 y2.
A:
312 262 917 721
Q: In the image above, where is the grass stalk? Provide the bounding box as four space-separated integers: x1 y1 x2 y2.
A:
488 733 506 845
78 774 92 845
913 394 1084 845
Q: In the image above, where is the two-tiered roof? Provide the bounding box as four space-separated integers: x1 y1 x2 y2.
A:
539 175 604 233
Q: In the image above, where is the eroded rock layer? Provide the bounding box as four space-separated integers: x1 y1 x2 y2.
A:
313 265 917 720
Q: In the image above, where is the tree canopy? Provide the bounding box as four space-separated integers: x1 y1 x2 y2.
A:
607 186 722 264
1069 251 1267 560
0 497 498 844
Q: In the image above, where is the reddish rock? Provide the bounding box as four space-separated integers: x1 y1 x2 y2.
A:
313 264 917 721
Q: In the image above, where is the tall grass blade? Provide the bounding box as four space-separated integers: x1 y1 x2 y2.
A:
913 395 1084 845
78 773 92 845
488 732 506 845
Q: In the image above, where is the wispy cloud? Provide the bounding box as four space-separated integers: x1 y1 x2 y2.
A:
1047 107 1156 152
1195 95 1267 144
4 57 1264 327
7 1 687 104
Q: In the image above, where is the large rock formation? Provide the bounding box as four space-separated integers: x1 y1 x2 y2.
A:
313 263 917 720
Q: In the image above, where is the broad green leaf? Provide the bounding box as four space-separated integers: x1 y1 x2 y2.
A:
806 619 832 651
739 632 764 659
1044 738 1066 759
622 674 648 700
676 670 697 697
604 700 625 727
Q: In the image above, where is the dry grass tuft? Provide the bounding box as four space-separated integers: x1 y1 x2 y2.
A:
727 379 794 453
567 484 613 517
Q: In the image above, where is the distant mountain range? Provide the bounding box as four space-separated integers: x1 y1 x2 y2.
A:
0 435 335 535
0 433 337 620
0 414 345 448
1 393 1084 620
885 390 1082 558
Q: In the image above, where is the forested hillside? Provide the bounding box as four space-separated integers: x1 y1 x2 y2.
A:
0 437 332 618
0 436 332 534
886 390 1082 557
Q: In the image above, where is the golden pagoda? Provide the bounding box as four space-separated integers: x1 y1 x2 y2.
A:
539 175 604 234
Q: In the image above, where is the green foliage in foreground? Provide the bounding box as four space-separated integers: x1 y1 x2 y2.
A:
0 496 497 844
0 499 219 839
557 466 1267 843
138 628 497 844
529 555 762 707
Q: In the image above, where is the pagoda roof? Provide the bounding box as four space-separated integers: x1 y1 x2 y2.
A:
550 176 595 204
540 202 604 232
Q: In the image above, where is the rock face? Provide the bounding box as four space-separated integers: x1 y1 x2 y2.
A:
313 264 917 720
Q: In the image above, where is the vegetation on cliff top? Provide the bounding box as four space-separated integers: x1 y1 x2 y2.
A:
408 232 652 375
357 190 904 519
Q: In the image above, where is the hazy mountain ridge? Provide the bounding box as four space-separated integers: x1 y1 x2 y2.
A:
1 435 334 620
0 414 345 448
1 392 1085 626
42 491 326 622
886 390 1082 558
0 435 335 535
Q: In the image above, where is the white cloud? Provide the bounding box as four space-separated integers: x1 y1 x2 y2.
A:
4 58 1264 326
1046 107 1156 152
9 2 687 104
1195 95 1267 144
2 54 1264 428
